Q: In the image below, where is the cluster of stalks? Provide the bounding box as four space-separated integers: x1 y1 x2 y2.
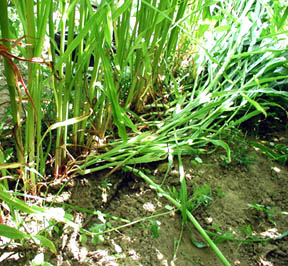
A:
0 0 287 264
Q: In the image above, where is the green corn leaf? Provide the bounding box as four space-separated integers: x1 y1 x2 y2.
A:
0 188 37 214
276 6 288 30
215 25 231 32
202 138 231 163
0 162 27 170
178 152 187 224
250 141 280 160
38 108 93 148
232 110 262 127
33 235 57 255
112 0 133 20
0 224 28 240
54 6 105 69
103 4 113 46
240 92 267 118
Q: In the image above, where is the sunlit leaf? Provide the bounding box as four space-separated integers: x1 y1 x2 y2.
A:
0 224 28 240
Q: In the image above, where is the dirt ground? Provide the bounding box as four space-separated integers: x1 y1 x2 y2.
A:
0 130 287 266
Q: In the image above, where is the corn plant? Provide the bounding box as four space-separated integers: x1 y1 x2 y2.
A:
0 0 200 183
0 0 287 264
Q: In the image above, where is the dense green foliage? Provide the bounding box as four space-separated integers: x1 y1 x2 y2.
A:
0 0 287 264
